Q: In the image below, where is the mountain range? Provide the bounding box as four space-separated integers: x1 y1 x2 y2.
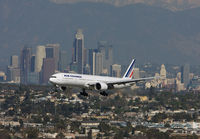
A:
1 0 200 67
50 0 200 11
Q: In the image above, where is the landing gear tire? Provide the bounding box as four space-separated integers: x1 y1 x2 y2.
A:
80 92 88 96
80 89 88 96
100 91 108 96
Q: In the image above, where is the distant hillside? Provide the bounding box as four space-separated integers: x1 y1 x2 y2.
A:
1 0 200 67
50 0 200 11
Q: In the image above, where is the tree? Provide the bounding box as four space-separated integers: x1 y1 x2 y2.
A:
56 132 65 139
0 130 11 139
151 113 167 123
70 121 81 132
19 119 23 128
164 123 171 128
98 122 111 133
26 128 39 139
43 115 50 125
88 129 92 139
56 120 66 130
146 129 169 139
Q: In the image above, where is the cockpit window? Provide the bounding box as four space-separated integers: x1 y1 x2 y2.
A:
51 76 56 78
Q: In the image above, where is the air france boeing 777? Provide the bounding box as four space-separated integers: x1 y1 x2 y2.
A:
49 59 157 96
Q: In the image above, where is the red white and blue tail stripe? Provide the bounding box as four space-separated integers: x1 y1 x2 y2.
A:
123 59 136 79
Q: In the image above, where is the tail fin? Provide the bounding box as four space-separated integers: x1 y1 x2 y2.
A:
123 59 136 79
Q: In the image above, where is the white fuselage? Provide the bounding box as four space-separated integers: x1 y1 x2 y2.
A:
49 73 132 90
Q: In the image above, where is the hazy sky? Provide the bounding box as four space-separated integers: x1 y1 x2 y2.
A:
0 0 200 69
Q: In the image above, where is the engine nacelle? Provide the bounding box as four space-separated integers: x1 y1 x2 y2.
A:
95 82 108 91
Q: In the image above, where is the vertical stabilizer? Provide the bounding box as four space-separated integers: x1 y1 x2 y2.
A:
123 59 136 79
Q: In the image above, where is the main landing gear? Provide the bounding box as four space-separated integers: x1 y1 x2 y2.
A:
100 91 108 96
80 89 88 96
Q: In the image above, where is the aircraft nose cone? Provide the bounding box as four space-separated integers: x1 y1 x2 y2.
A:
49 78 55 84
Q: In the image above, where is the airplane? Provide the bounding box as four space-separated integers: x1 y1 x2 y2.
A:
49 59 158 96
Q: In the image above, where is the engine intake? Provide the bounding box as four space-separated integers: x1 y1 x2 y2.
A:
95 82 108 91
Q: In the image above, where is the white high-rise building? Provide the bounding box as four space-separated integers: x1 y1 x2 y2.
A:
10 55 18 68
160 64 167 78
35 45 46 73
95 52 103 75
111 64 121 77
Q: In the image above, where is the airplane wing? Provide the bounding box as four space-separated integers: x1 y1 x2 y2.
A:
106 76 160 85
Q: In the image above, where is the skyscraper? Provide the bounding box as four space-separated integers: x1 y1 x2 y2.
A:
110 64 121 77
41 58 55 84
88 49 97 75
46 44 60 70
59 51 68 72
181 64 190 88
30 55 35 72
98 41 113 75
72 29 84 73
20 47 32 84
160 64 167 78
95 52 103 75
7 67 20 83
10 55 18 68
35 45 46 73
7 55 20 83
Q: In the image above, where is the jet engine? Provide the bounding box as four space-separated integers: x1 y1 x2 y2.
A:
95 82 108 91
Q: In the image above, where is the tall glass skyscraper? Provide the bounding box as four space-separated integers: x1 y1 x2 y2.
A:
20 47 32 84
181 64 190 88
72 29 85 74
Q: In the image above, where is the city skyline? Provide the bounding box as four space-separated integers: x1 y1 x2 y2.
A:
2 29 124 85
1 0 200 67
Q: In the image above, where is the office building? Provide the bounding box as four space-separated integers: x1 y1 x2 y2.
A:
181 64 190 88
72 29 85 74
59 51 68 72
27 72 39 85
7 55 20 83
10 55 18 68
46 44 60 70
98 41 113 75
84 64 90 74
95 52 103 75
7 67 20 83
110 64 121 77
70 62 79 73
35 45 46 73
88 49 97 75
41 58 55 84
20 47 32 84
30 55 35 72
160 64 167 78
